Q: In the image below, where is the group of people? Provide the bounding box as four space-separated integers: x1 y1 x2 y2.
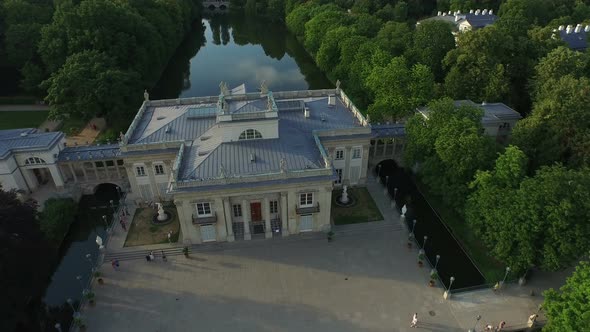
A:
145 250 167 262
410 313 506 331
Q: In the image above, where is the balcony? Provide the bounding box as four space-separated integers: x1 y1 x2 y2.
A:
296 203 320 215
192 212 217 225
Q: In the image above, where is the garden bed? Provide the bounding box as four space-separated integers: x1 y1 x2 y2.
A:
331 187 383 225
124 205 180 247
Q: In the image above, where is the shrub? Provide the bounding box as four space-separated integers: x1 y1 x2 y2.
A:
39 198 78 244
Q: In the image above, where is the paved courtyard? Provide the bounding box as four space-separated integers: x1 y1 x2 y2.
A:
83 178 551 332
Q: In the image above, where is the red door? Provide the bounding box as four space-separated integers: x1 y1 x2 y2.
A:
250 202 262 221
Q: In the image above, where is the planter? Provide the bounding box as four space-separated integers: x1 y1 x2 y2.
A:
429 279 435 287
418 260 423 267
98 278 104 285
183 247 190 258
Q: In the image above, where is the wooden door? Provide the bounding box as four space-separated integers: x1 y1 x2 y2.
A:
250 202 262 221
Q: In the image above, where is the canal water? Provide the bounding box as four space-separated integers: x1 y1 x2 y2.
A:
377 160 486 290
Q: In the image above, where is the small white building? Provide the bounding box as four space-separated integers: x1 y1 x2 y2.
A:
418 9 498 33
555 24 589 51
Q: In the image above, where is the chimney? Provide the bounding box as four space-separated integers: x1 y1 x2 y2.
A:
489 9 493 15
566 25 574 34
304 107 310 118
585 25 590 32
448 11 452 15
469 9 474 14
455 15 460 22
457 10 461 14
475 9 481 15
482 9 488 15
328 95 336 107
575 24 582 33
558 25 565 31
437 11 442 16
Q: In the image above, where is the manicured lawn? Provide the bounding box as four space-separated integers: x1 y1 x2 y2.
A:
124 205 180 247
0 111 48 130
331 187 383 225
415 180 506 283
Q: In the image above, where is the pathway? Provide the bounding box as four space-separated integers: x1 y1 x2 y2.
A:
0 104 49 111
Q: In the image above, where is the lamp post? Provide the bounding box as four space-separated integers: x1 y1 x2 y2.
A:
85 253 93 269
468 315 482 332
409 219 417 239
423 235 428 250
102 215 108 229
109 199 116 215
66 298 75 312
377 164 382 179
501 266 511 288
76 275 83 290
393 187 398 206
54 323 62 332
444 276 455 299
434 254 441 270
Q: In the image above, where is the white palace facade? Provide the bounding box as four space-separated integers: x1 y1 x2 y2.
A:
0 84 521 245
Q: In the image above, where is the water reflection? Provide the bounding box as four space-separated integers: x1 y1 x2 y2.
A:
151 14 331 99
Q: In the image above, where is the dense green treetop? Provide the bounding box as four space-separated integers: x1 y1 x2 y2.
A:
543 260 590 331
410 20 455 81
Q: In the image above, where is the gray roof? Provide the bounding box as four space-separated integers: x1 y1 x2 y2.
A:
559 30 587 51
177 96 364 181
172 174 337 193
371 124 406 138
58 144 121 162
0 128 64 160
464 13 497 28
417 100 521 125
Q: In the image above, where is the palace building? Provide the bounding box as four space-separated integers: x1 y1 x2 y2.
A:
0 83 521 245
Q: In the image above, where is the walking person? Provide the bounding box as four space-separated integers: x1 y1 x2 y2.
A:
111 259 118 270
410 313 418 328
161 250 167 262
497 321 506 331
120 219 127 231
149 251 155 261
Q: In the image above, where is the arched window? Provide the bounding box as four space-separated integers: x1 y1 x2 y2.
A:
238 129 262 140
25 157 46 165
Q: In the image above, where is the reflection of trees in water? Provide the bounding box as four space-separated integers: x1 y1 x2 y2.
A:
150 21 206 99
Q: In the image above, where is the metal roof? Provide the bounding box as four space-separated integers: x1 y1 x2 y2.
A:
0 128 64 160
559 30 587 51
58 144 121 162
417 100 521 125
464 13 498 28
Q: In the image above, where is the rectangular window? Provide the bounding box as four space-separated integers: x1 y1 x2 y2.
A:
95 161 104 167
196 202 212 216
232 204 242 217
335 169 343 185
299 193 313 207
117 160 124 166
352 147 361 159
106 160 115 167
270 200 278 214
154 164 165 175
136 166 146 176
335 149 344 160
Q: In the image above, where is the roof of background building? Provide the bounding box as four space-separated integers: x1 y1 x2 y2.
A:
178 96 365 181
0 128 64 160
417 100 522 125
559 29 588 50
420 11 497 29
58 144 121 162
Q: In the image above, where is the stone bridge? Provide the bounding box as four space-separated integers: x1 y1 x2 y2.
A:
57 144 130 196
368 124 406 171
203 0 229 10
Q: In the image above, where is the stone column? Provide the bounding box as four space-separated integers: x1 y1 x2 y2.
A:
392 138 397 156
280 192 289 236
382 139 388 156
68 163 77 183
48 164 65 189
344 146 352 184
124 165 139 200
223 198 234 242
103 160 110 179
145 161 158 200
115 161 121 179
213 197 227 241
287 190 298 234
242 199 251 240
263 197 272 238
359 144 370 185
81 165 88 181
92 162 99 180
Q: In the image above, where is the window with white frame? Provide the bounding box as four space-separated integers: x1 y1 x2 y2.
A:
335 149 344 160
335 169 343 184
352 147 362 159
154 164 165 175
299 193 313 207
232 204 242 217
25 157 46 165
270 200 278 214
136 166 146 176
196 202 212 216
238 129 263 140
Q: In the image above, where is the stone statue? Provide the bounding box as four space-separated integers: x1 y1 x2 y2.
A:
267 91 274 110
156 203 167 221
401 204 407 217
260 80 268 94
280 158 287 173
340 185 349 204
219 81 229 95
144 89 149 101
366 114 371 124
336 79 341 90
219 163 227 178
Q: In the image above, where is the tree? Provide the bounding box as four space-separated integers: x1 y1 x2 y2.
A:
43 50 141 121
315 26 355 77
39 198 78 245
304 9 349 54
375 22 413 57
467 164 590 273
286 2 315 39
393 1 408 22
365 56 435 121
543 261 590 331
410 20 455 81
0 187 54 331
